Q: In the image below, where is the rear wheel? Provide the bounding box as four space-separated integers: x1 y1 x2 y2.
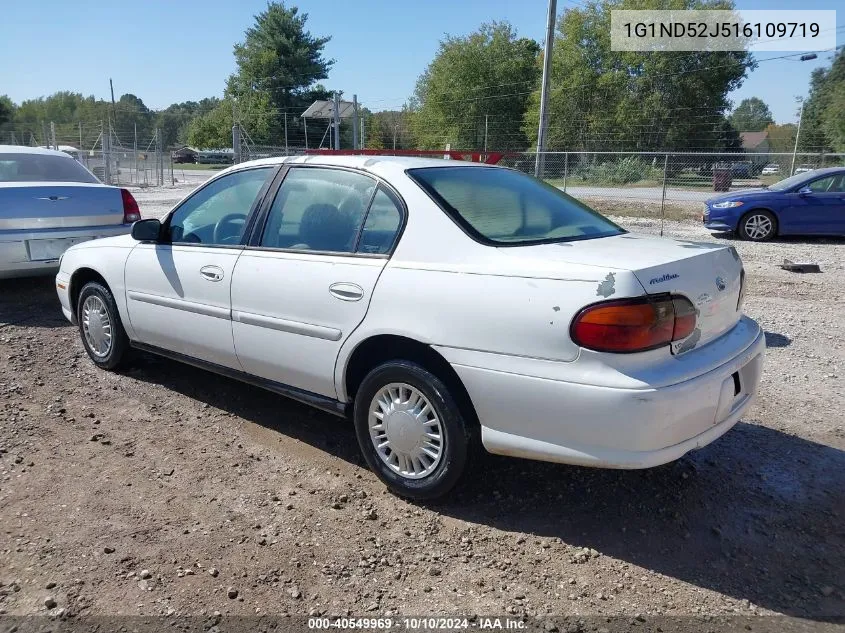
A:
353 361 469 500
739 210 776 241
77 281 129 370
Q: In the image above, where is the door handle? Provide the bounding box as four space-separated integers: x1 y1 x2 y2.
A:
200 265 224 282
329 282 364 301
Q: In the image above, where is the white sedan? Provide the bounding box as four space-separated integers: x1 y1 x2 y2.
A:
56 156 765 499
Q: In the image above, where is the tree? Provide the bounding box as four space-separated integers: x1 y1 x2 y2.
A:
188 2 334 147
227 2 332 108
729 97 774 132
0 95 13 130
523 0 752 152
156 98 220 148
411 22 540 150
764 123 797 153
799 48 845 152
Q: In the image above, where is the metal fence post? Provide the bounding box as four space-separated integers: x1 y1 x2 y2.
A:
102 121 112 185
284 114 289 156
659 153 669 237
563 152 568 192
159 128 165 186
50 122 57 150
352 95 359 150
232 123 241 164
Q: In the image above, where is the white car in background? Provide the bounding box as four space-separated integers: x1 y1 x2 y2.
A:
55 156 765 499
0 146 141 278
761 164 780 175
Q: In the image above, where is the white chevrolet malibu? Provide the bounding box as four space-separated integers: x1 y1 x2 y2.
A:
56 156 765 499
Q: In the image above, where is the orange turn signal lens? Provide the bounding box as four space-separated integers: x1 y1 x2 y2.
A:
571 294 696 353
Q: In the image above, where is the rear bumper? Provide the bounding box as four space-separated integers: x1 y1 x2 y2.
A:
0 224 130 279
453 318 765 469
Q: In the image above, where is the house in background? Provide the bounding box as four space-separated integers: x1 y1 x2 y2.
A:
740 131 771 169
171 146 198 164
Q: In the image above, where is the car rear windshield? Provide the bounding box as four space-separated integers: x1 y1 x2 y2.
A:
408 166 623 245
0 153 99 184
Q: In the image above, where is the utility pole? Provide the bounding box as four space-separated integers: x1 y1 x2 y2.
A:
304 118 309 150
535 0 557 178
133 122 138 185
352 95 359 150
791 97 804 175
484 114 489 153
360 114 365 149
332 92 341 150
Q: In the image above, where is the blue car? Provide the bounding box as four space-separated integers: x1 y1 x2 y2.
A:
703 167 845 241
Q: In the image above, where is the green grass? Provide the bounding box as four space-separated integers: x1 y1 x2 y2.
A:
173 163 228 171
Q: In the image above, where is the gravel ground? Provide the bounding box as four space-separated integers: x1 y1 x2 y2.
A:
0 184 843 626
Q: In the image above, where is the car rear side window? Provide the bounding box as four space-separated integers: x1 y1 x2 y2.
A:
0 153 99 184
408 166 623 245
357 187 403 255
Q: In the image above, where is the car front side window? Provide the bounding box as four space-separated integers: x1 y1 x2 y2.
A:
167 167 273 245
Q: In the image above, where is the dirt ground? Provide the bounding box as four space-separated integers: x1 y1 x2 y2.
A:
0 183 843 627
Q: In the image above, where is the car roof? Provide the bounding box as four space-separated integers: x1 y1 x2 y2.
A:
797 166 845 176
230 153 496 180
0 144 76 157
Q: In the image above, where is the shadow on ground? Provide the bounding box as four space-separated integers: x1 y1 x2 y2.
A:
0 277 67 329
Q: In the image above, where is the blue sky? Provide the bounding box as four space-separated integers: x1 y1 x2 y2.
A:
0 0 840 123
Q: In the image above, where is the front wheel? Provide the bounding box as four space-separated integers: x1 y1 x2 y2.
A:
77 281 130 370
353 361 470 500
739 210 776 241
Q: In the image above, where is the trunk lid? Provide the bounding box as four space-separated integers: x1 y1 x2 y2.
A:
507 233 744 354
0 182 124 231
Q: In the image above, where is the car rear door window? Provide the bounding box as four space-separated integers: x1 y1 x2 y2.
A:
167 167 273 245
260 167 376 253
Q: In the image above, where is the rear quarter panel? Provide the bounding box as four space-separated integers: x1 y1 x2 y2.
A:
334 261 646 401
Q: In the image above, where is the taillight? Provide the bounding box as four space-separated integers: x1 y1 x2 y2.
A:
120 188 141 223
571 294 697 353
737 268 746 311
672 295 697 340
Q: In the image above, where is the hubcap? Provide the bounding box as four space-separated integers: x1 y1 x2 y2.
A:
368 383 444 480
81 296 112 358
745 214 772 240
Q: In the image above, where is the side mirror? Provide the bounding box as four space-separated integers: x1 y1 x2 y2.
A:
797 187 813 196
131 218 162 242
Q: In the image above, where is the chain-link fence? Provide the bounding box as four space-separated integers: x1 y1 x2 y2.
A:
3 123 173 188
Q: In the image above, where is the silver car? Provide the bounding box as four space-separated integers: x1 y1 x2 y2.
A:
0 146 141 279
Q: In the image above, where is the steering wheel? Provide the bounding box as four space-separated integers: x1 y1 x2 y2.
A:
213 213 246 244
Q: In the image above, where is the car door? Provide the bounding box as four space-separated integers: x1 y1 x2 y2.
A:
230 166 405 398
124 166 276 368
781 174 845 235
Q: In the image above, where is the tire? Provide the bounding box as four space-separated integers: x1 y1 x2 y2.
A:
76 281 130 370
353 361 470 501
738 210 777 241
